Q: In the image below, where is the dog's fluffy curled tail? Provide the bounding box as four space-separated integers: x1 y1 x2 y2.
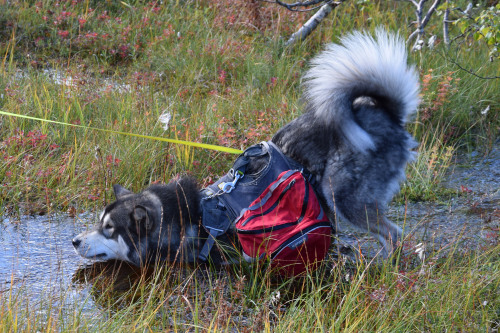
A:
303 28 420 152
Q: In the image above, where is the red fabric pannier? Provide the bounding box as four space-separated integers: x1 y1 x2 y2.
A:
235 170 331 276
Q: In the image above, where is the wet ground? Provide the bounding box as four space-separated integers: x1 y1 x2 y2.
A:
0 144 498 314
336 143 500 259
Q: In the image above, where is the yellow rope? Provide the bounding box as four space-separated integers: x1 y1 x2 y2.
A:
0 110 243 154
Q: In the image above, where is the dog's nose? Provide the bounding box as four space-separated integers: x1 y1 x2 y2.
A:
72 238 81 248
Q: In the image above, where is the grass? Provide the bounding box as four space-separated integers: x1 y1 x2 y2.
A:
1 244 499 331
0 0 499 331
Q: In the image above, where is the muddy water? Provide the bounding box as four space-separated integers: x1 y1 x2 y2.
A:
0 145 498 314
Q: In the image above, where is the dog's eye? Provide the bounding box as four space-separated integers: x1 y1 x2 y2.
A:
104 224 113 230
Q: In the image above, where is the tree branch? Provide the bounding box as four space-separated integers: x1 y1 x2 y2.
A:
443 1 450 45
275 0 329 9
421 0 441 28
446 51 500 79
285 1 342 46
263 0 333 12
407 0 441 50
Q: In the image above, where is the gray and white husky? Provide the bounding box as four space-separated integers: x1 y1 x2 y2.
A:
73 29 420 266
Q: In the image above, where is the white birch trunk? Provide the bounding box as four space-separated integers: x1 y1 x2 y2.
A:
285 3 336 46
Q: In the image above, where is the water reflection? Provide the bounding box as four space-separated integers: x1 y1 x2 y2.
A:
0 214 96 309
73 260 150 302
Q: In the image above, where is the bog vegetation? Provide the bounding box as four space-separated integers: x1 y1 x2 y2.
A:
0 0 498 332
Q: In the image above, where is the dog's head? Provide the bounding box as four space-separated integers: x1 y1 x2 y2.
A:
72 179 201 266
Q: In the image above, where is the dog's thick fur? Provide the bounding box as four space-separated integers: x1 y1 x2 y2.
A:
73 29 420 266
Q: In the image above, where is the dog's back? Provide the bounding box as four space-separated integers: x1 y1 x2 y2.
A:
273 29 420 255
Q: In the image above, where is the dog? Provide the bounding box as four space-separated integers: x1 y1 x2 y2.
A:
73 28 420 267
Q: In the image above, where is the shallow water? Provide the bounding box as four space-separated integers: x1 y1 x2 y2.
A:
13 68 133 94
0 214 98 314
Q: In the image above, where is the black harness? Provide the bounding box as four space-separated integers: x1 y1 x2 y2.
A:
198 141 311 261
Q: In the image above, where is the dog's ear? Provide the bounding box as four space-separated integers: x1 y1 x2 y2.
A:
113 184 133 199
132 205 154 233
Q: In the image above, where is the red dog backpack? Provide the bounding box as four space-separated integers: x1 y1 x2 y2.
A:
235 170 331 276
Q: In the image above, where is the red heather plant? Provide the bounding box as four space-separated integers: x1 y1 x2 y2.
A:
28 1 171 64
419 69 460 122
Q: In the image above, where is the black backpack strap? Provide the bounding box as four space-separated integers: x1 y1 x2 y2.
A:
198 226 224 262
198 187 231 261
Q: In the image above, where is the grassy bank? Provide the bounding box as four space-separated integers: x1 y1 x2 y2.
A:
0 0 499 331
